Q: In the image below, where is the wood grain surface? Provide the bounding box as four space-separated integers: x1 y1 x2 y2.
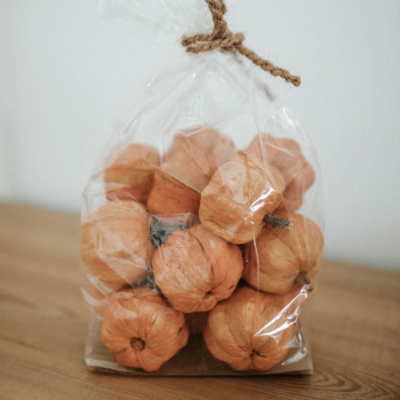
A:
0 202 399 399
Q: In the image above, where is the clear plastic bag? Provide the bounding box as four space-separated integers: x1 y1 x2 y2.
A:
80 0 324 376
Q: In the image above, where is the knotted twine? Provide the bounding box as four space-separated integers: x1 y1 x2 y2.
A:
182 0 301 87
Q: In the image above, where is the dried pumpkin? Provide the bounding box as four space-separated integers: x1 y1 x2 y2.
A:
243 211 324 295
147 133 218 215
101 286 189 372
152 224 243 313
204 286 297 371
199 152 288 244
146 170 202 216
80 200 151 291
246 134 315 212
169 127 236 166
104 143 159 204
168 127 217 155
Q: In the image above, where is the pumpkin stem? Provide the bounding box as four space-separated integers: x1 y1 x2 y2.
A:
131 338 145 351
263 213 294 230
149 228 170 247
149 216 183 248
295 271 313 292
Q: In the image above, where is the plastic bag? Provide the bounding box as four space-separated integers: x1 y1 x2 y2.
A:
80 0 324 376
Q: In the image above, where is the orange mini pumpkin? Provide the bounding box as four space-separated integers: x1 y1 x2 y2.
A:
169 127 236 166
80 200 151 291
152 224 243 313
243 211 324 295
102 287 189 372
147 133 218 215
147 170 201 216
105 143 159 204
246 134 315 212
199 152 286 244
204 286 297 371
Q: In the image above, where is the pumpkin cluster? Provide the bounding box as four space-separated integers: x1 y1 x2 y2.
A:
80 127 324 373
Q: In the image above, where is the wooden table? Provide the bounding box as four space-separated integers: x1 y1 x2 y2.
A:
0 202 399 399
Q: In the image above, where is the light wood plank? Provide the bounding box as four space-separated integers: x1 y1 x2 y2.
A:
0 202 399 399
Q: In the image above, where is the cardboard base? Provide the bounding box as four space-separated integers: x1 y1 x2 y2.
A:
85 313 313 376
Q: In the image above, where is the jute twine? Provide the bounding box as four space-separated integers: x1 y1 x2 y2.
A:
182 0 301 87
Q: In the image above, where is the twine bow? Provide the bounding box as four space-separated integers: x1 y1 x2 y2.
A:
182 0 301 87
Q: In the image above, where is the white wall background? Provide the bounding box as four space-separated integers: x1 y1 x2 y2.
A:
1 0 399 270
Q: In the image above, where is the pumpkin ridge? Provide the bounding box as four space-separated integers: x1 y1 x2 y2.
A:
254 331 279 354
200 216 240 238
181 142 215 181
192 234 215 292
146 326 185 349
287 214 322 273
267 227 302 268
255 298 293 351
247 153 281 195
211 242 241 295
183 234 214 294
256 336 285 356
162 171 198 192
249 289 260 351
248 264 294 295
211 302 246 356
102 326 128 351
297 216 311 272
225 297 252 354
245 154 273 203
250 292 280 361
243 153 253 204
141 324 189 369
255 324 294 361
143 310 161 343
205 323 248 365
210 246 231 294
153 253 201 296
114 347 129 355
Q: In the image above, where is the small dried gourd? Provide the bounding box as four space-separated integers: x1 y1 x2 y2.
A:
147 170 201 215
204 286 297 371
102 287 189 372
243 211 324 295
199 152 287 244
147 133 218 215
80 200 151 291
152 224 243 313
246 134 315 212
105 143 159 204
169 127 236 166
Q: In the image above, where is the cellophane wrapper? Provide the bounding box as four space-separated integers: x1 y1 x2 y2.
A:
80 0 324 376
